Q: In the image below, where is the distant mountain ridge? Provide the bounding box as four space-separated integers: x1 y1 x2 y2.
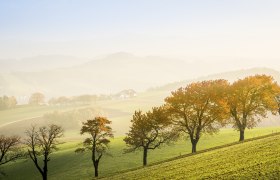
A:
150 67 280 92
0 53 279 98
0 53 193 96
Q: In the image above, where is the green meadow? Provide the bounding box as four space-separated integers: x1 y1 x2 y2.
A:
1 90 280 179
108 133 280 180
2 127 280 180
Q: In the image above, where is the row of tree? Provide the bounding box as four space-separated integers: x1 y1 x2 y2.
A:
48 95 98 106
76 75 280 176
123 75 280 166
0 125 63 179
0 96 17 110
0 120 110 179
1 75 280 179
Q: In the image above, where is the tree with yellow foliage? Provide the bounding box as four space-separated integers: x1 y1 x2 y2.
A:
227 75 280 141
165 80 229 153
124 107 178 166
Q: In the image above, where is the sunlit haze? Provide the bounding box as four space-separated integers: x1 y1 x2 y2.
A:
1 1 280 179
1 1 280 60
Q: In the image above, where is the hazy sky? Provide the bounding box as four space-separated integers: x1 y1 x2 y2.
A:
1 0 280 61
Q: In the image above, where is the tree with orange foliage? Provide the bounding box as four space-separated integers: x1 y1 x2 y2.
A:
165 80 229 153
275 95 280 114
29 92 45 105
227 75 280 141
75 117 113 177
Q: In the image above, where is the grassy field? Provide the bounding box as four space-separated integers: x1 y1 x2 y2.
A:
0 104 91 127
2 127 280 180
108 133 280 180
1 92 280 179
0 91 166 137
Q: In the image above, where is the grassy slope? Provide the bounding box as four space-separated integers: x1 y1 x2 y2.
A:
0 105 91 126
2 127 280 180
108 133 280 180
0 91 166 136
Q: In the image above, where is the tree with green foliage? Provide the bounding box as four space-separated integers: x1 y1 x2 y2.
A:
124 107 178 166
227 75 280 141
25 124 63 180
75 117 113 177
165 80 229 153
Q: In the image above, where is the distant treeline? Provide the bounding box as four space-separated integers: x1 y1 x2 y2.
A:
0 89 136 108
48 94 110 105
48 89 136 106
0 96 17 110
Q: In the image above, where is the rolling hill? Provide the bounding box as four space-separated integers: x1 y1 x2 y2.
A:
1 53 280 98
0 53 192 96
150 67 280 92
1 67 279 137
2 128 280 179
107 133 280 179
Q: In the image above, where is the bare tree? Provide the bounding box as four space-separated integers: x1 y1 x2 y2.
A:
25 124 63 180
0 135 21 166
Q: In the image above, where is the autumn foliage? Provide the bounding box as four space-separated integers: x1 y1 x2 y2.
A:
165 79 229 153
226 75 280 141
124 107 178 166
75 117 113 177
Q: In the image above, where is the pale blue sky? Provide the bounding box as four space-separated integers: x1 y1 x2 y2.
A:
1 0 280 59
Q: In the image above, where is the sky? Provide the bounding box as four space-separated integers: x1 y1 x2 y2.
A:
0 0 280 61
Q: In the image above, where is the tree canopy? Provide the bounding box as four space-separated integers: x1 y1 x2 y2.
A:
0 96 17 110
165 80 229 153
25 124 63 180
75 117 113 177
124 107 178 166
29 92 45 105
0 135 21 166
227 75 280 141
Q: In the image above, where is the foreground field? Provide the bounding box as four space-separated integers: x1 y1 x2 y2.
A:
108 133 280 180
2 127 280 179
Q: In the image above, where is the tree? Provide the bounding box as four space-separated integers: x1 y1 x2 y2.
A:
0 96 17 110
29 92 45 105
75 117 113 177
165 80 229 153
275 95 280 114
227 75 280 141
124 107 178 166
25 124 63 180
0 135 21 166
8 96 17 108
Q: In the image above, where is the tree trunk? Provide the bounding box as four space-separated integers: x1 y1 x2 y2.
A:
143 148 148 166
43 155 48 180
191 140 197 153
42 172 47 180
239 129 245 141
94 161 99 177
